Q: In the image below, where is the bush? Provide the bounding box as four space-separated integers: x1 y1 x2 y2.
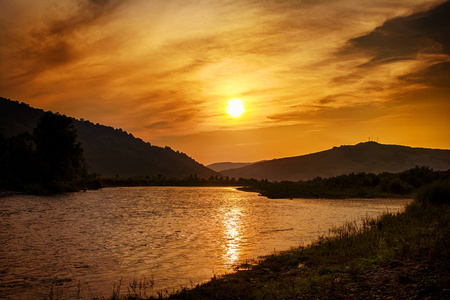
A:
388 178 410 194
415 180 450 206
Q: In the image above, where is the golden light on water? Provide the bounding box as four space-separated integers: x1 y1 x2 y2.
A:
220 204 244 268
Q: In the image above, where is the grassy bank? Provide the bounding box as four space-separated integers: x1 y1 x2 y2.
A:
97 181 449 299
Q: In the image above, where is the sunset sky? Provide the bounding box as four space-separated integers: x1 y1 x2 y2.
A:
1 0 449 164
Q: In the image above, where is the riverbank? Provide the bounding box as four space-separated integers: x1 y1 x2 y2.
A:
237 186 414 200
98 182 449 299
0 188 23 198
238 167 450 200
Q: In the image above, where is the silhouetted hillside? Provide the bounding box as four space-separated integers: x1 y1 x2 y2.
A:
0 97 219 178
207 162 253 172
221 142 450 181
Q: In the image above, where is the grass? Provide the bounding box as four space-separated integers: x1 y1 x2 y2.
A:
87 182 450 299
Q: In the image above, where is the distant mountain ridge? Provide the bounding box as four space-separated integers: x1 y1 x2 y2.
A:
221 142 450 181
207 162 254 172
0 97 219 178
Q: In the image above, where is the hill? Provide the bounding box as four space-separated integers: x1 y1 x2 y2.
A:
221 142 450 181
207 162 253 172
0 97 218 178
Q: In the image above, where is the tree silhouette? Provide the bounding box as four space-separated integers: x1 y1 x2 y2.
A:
7 133 39 186
33 112 88 192
0 134 9 186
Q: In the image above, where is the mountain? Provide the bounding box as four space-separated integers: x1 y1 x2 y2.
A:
0 97 219 178
207 162 254 172
221 142 450 181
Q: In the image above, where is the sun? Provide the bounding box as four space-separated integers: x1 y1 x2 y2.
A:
226 99 245 117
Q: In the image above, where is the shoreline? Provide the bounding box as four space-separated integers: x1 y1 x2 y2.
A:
0 189 23 198
94 186 449 299
160 201 449 299
237 186 414 200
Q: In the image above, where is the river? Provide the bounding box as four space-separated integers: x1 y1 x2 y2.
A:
0 187 410 299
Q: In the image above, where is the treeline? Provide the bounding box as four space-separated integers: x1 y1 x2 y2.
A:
99 175 259 188
0 112 97 194
241 166 450 199
85 166 450 198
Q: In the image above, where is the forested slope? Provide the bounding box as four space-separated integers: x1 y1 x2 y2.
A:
0 97 218 178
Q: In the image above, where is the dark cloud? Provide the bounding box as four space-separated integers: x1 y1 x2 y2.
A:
47 0 126 37
324 0 450 107
145 121 169 129
400 61 450 88
317 95 338 105
343 1 450 65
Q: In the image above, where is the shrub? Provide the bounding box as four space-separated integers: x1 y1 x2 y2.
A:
415 180 450 206
388 178 410 194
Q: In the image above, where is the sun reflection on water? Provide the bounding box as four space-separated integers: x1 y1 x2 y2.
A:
219 199 245 269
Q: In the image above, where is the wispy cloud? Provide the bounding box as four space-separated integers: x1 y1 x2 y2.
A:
0 0 127 83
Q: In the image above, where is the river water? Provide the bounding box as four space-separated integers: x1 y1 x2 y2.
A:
0 187 410 299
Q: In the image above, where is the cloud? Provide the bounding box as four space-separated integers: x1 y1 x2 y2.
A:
400 61 450 88
337 1 450 84
46 0 126 37
273 0 450 126
145 121 169 130
348 1 449 62
0 0 128 88
268 2 450 127
267 103 387 123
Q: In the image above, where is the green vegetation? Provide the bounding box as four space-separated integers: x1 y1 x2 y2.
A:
95 181 450 299
0 112 90 194
241 166 450 199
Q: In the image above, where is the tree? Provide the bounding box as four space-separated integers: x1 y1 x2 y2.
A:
7 133 40 187
33 112 88 192
0 134 9 186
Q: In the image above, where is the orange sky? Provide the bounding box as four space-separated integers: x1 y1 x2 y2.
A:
1 0 449 165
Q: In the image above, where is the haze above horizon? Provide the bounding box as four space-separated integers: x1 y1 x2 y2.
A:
1 0 449 165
